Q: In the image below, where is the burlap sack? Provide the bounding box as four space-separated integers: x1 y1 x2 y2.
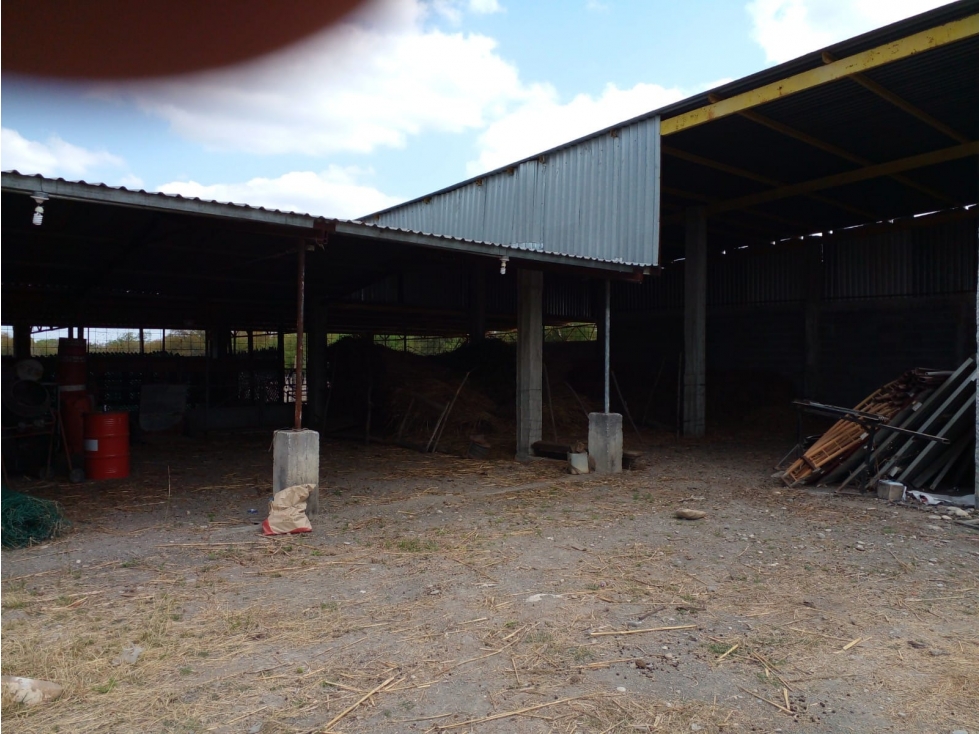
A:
262 483 314 536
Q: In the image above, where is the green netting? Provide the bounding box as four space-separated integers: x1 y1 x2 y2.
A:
1 489 69 548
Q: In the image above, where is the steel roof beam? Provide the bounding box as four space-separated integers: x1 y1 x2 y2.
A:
821 51 971 144
661 14 979 137
709 141 979 214
663 185 809 231
663 145 876 220
705 94 959 206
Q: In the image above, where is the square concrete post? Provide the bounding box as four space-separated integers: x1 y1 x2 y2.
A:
803 240 822 399
516 269 543 459
683 206 707 437
469 267 487 344
273 429 320 515
306 302 327 429
589 412 623 474
13 323 32 360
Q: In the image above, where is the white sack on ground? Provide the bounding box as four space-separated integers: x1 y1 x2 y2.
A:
262 483 314 536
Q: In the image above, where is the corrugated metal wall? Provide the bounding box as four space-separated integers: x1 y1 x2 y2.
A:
613 216 978 409
371 117 661 267
824 218 977 299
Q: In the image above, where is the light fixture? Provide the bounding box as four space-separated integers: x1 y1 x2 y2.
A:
31 192 49 226
499 255 508 275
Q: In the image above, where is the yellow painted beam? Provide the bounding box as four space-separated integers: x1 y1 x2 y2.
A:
709 141 979 214
821 51 970 143
661 14 979 136
663 145 875 219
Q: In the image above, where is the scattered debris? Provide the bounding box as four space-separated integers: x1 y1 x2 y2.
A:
781 359 975 497
111 643 144 666
675 509 707 520
525 593 563 603
1 676 64 705
908 490 976 508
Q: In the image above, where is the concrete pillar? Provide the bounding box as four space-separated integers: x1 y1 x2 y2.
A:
588 412 623 474
683 206 707 437
273 429 320 515
307 303 328 428
469 267 487 343
591 281 607 361
12 323 32 359
803 241 822 399
516 269 543 459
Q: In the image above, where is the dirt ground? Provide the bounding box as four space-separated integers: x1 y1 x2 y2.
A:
2 430 977 734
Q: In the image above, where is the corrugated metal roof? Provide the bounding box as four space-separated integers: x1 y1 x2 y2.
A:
371 115 661 267
375 1 978 262
1 171 642 272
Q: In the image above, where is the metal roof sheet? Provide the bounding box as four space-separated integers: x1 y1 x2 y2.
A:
1 171 641 273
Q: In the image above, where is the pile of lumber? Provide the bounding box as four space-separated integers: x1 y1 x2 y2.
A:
782 361 974 489
846 357 976 492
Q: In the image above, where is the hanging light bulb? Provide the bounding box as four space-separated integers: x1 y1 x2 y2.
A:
31 192 49 226
499 255 508 275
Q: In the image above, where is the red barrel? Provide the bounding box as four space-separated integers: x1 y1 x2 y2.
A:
57 338 87 388
84 412 130 480
60 390 93 456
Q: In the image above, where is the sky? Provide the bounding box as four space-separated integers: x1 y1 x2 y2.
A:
0 0 955 220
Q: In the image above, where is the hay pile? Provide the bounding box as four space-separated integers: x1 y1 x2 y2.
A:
325 338 599 453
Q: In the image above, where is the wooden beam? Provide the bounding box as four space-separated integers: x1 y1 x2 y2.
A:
663 145 875 219
661 14 979 136
822 51 970 143
707 94 959 206
709 141 979 214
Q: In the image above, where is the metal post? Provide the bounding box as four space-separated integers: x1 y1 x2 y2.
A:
604 279 611 414
294 239 306 431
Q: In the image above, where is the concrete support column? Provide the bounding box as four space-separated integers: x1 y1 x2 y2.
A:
516 269 543 459
803 240 823 399
273 429 320 515
306 302 328 429
683 206 707 437
12 323 32 360
469 267 487 343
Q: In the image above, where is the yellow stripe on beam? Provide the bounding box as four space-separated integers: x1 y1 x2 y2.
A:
708 142 979 214
661 14 979 136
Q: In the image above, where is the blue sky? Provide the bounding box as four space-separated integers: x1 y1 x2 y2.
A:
1 0 952 219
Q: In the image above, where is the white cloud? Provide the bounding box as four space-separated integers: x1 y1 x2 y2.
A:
1 127 125 178
747 0 953 63
468 0 503 13
467 81 713 176
156 167 401 219
103 0 529 157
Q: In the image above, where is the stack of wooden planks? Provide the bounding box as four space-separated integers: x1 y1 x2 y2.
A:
781 366 959 488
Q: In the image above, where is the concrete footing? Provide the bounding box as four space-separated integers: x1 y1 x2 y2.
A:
588 412 623 475
272 429 320 514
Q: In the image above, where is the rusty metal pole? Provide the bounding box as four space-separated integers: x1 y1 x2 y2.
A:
294 239 306 430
